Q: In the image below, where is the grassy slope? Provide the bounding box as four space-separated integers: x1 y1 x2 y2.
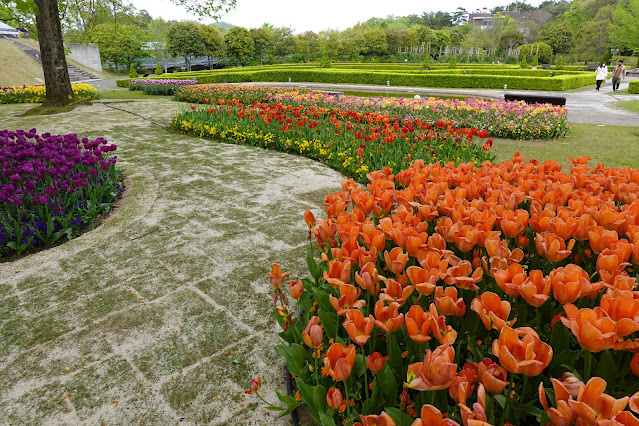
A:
613 100 639 114
0 38 45 87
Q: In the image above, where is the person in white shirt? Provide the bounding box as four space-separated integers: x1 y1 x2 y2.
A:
595 63 608 92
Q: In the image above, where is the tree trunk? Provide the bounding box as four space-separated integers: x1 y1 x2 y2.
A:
34 0 73 106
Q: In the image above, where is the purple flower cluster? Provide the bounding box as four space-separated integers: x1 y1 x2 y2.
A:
129 79 198 96
0 129 122 258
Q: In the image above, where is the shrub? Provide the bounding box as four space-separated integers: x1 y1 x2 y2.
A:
0 129 121 258
518 42 553 64
555 57 564 70
320 57 332 68
155 63 163 75
256 154 639 425
520 55 528 69
422 57 430 70
630 80 639 94
0 83 98 104
531 55 539 67
128 64 138 78
448 57 457 69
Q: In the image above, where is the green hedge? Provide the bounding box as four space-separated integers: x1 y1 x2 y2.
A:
117 68 595 91
630 80 639 94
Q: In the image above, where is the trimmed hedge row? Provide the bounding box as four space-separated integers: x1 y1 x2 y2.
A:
630 80 639 94
117 68 595 91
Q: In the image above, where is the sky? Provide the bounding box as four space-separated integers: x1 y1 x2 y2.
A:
130 0 545 33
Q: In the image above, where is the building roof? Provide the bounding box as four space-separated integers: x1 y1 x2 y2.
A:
0 21 19 35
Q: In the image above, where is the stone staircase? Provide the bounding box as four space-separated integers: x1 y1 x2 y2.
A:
4 36 100 82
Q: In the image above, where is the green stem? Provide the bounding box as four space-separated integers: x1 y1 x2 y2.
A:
362 345 369 402
584 350 593 382
344 380 352 421
517 375 529 421
314 354 319 386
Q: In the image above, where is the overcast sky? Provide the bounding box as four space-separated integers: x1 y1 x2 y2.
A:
130 0 545 33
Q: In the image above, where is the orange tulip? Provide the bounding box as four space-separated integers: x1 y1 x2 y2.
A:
539 377 577 425
406 265 438 296
492 326 553 376
589 228 619 254
405 304 434 343
326 387 343 410
367 352 385 374
313 219 337 247
322 343 356 381
443 260 483 291
406 344 457 391
558 372 585 399
449 366 476 405
451 223 481 252
329 283 366 316
475 358 508 394
492 263 526 297
597 248 631 274
379 277 414 307
471 292 515 331
323 259 351 288
384 247 409 275
374 300 405 333
355 412 396 426
343 309 374 346
269 263 289 290
289 279 304 300
500 209 529 238
355 262 382 296
428 303 458 345
411 404 461 426
569 377 629 424
535 232 575 262
458 384 489 426
303 209 316 228
518 270 551 307
560 304 617 352
435 286 466 317
302 316 323 348
549 264 597 305
600 293 639 337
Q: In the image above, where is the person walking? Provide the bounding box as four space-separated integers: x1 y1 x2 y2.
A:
611 60 626 92
595 62 608 91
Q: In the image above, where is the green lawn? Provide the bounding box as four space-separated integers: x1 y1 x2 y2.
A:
613 100 639 114
98 88 172 100
491 122 639 168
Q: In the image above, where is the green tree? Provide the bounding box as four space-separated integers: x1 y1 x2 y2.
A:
224 26 254 66
249 27 271 65
155 62 163 74
90 22 147 72
498 27 524 55
128 64 138 78
340 30 366 61
319 29 340 61
200 24 224 69
271 26 294 63
296 31 320 62
167 21 205 71
573 6 613 62
363 28 387 60
146 18 171 72
609 0 639 53
538 22 574 54
4 0 235 107
520 54 528 68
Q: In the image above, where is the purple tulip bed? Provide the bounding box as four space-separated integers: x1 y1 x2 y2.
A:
128 79 198 96
0 129 122 259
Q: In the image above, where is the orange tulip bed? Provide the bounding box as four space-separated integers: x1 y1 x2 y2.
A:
249 154 639 425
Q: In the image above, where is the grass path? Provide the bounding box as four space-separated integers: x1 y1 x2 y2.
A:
0 99 343 425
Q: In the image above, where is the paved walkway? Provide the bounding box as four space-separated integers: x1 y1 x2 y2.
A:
0 99 342 425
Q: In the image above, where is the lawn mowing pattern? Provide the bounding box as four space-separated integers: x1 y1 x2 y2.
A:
0 99 343 425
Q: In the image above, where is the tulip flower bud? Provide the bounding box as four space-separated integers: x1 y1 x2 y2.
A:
244 374 261 394
326 387 343 410
367 352 385 374
303 209 316 228
302 317 323 348
289 279 304 300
